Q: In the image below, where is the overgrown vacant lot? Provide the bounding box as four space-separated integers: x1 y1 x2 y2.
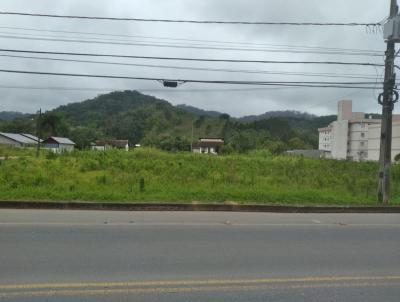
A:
0 147 399 205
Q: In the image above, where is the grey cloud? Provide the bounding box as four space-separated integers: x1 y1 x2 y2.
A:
0 0 391 116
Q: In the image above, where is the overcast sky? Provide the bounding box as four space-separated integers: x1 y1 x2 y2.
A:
0 0 392 117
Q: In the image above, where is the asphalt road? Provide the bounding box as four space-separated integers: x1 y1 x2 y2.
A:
0 210 399 301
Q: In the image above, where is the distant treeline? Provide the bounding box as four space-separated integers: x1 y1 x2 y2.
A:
0 90 336 152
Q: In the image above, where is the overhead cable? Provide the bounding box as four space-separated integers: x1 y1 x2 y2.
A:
0 85 304 92
0 53 382 80
0 11 380 26
0 33 382 56
0 48 385 67
0 68 383 89
0 25 383 54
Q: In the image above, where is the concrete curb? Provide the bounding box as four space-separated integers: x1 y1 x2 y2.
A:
0 201 400 213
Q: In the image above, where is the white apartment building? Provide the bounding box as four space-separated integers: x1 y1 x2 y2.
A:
367 122 400 161
318 125 332 158
318 100 381 161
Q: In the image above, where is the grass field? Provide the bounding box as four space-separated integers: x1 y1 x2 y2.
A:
0 147 399 205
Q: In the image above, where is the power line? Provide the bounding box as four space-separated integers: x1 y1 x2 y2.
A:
0 53 383 80
0 68 383 89
0 48 385 67
0 33 382 56
0 85 304 92
0 25 383 54
0 11 380 26
0 28 384 55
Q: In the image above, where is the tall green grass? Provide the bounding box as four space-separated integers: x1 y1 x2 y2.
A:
0 147 399 205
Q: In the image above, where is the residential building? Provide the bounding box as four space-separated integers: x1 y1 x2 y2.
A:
42 137 76 153
91 143 105 151
318 100 381 161
318 125 333 158
192 138 224 154
367 122 400 161
0 132 39 148
91 139 129 151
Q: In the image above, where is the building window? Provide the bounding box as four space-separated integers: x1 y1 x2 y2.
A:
361 133 365 138
360 142 365 147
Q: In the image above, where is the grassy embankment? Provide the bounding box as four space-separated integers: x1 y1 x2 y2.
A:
0 147 399 205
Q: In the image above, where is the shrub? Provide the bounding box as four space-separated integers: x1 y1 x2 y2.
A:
0 148 395 205
46 151 57 160
219 144 235 155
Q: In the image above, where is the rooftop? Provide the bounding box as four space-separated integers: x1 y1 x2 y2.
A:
199 138 224 142
21 133 42 142
318 126 332 132
0 132 38 144
44 137 76 145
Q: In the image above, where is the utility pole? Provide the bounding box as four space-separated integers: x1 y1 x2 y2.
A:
36 108 41 157
378 0 399 204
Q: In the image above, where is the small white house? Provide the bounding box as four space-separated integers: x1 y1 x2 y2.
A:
192 138 224 154
91 140 129 151
42 137 76 153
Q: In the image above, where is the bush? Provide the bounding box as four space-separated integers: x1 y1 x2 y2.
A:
249 149 272 157
46 151 58 160
0 147 397 205
265 141 287 155
219 144 235 155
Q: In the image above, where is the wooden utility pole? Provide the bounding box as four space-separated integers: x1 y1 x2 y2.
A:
378 0 399 204
36 108 41 157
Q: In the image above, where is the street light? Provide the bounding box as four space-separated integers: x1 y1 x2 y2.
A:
159 80 185 88
162 80 178 88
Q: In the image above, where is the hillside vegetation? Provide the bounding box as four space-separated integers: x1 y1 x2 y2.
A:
0 148 399 205
240 110 317 122
0 111 27 121
0 90 336 152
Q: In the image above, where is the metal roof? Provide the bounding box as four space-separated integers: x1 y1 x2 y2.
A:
48 137 76 145
199 138 224 141
21 133 42 142
0 132 38 144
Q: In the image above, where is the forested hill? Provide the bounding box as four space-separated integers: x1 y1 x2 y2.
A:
0 90 336 152
240 110 317 122
0 111 27 121
175 104 224 118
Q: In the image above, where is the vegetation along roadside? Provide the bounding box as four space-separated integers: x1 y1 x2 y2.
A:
0 147 399 205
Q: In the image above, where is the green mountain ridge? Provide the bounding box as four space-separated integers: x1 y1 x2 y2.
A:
0 111 28 121
175 104 224 118
0 90 336 152
240 110 317 122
